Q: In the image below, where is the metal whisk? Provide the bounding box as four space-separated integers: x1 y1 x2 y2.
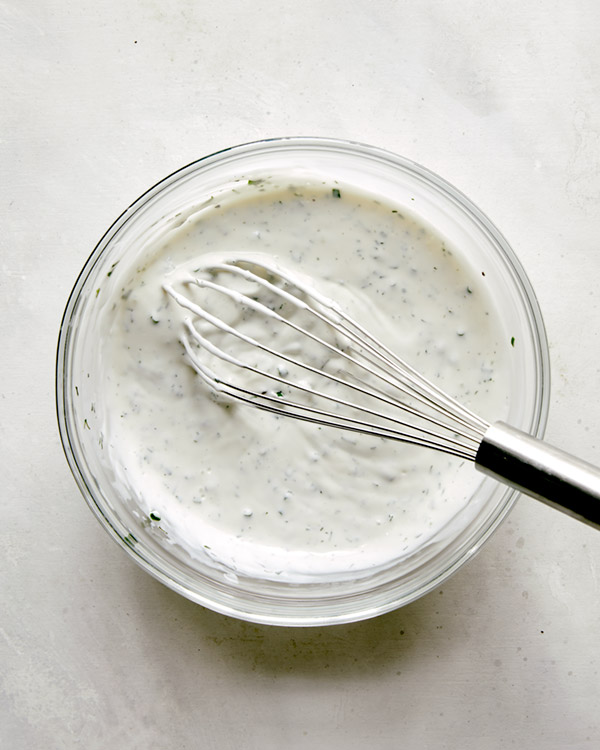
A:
163 258 600 529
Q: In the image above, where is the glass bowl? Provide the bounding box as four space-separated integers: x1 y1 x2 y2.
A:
56 137 550 626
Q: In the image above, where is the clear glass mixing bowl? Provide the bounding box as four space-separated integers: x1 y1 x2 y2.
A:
56 137 550 625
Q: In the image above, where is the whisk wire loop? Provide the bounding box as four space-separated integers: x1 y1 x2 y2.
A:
163 259 490 461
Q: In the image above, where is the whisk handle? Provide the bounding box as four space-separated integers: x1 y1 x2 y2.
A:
476 421 600 529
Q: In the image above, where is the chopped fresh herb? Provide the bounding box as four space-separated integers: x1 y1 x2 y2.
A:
511 336 515 347
95 288 100 297
466 286 472 294
107 262 119 277
332 188 341 198
149 512 161 522
83 418 90 430
150 316 160 325
276 391 283 397
248 179 263 185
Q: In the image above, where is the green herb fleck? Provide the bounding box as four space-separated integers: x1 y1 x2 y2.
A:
95 288 100 297
83 418 90 430
276 391 283 397
466 286 472 294
150 316 160 325
511 336 515 347
332 188 341 199
149 512 161 522
248 179 264 186
107 262 119 277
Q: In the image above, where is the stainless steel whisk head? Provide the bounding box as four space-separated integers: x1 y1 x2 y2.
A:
163 257 600 529
163 258 490 462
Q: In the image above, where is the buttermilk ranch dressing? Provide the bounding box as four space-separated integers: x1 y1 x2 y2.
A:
94 177 510 581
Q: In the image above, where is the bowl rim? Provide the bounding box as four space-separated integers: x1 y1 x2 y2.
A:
55 136 551 626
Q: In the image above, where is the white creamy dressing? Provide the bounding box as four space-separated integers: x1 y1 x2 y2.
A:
93 177 511 582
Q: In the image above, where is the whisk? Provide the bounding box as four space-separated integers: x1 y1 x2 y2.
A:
163 258 600 529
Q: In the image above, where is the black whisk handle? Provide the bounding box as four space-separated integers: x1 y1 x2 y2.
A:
476 421 600 529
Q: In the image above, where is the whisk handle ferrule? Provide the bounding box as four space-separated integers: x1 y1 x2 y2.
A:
476 421 600 529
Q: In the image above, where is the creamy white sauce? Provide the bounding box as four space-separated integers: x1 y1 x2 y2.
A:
93 177 510 582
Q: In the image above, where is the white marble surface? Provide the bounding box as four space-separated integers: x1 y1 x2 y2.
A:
2 1 599 747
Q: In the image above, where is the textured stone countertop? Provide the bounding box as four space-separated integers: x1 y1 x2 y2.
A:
2 2 599 748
